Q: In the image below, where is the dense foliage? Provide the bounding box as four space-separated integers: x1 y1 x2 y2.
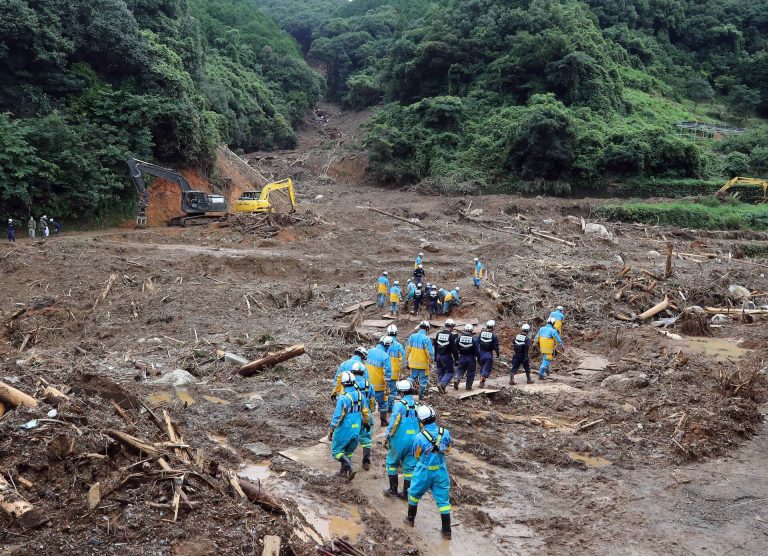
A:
260 0 768 194
0 0 321 218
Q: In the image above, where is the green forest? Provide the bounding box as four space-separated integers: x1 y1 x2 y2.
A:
3 0 768 220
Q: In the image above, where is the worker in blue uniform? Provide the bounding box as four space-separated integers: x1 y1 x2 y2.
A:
331 346 368 398
350 361 377 470
406 321 434 400
473 257 484 288
477 320 500 388
383 379 420 500
385 324 407 413
328 370 370 481
376 272 389 306
404 405 453 540
533 318 565 379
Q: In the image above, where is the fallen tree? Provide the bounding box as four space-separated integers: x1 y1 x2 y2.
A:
239 344 306 377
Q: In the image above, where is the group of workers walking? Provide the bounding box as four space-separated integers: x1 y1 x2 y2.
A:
6 215 60 242
327 252 567 540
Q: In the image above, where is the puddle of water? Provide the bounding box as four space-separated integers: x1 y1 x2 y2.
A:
238 462 271 482
675 337 748 362
301 504 363 543
147 389 196 406
176 389 195 405
203 395 230 404
568 451 612 468
208 433 238 456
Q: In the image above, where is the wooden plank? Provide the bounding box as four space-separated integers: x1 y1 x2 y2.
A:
360 319 392 328
340 301 376 314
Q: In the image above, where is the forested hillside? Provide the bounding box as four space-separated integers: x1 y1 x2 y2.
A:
0 0 321 218
259 0 768 194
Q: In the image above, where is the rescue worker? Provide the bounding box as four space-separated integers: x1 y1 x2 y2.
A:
49 217 61 234
549 306 565 334
412 282 425 314
385 324 407 412
27 216 35 239
7 219 15 242
442 287 460 316
404 405 453 540
350 361 377 470
533 318 565 380
328 370 369 481
414 252 423 269
406 321 434 400
367 337 393 427
477 320 500 388
413 264 425 284
428 287 440 320
454 324 479 390
510 324 534 385
435 319 459 393
473 257 485 288
332 347 368 397
404 279 416 311
389 281 402 316
377 271 390 306
383 379 420 500
39 215 48 238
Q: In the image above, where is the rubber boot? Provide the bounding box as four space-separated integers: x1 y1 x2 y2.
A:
419 385 427 401
339 455 355 481
453 380 458 391
509 374 515 385
437 383 446 394
479 377 486 388
441 513 452 539
380 412 389 428
383 475 399 498
337 460 347 479
404 504 417 527
398 479 410 501
362 447 371 471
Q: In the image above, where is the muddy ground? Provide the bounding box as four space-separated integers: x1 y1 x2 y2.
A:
1 105 768 555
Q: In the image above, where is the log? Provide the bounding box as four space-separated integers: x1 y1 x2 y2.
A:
163 410 191 464
356 205 425 229
0 401 5 417
637 295 670 321
0 475 49 528
239 344 305 377
530 229 576 247
262 535 281 556
238 477 285 514
664 242 673 278
0 381 39 409
704 307 768 315
106 429 160 455
42 385 69 406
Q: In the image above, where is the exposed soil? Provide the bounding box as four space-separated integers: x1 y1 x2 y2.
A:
1 104 767 555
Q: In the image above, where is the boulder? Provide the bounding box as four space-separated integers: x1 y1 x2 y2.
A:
243 442 272 458
601 372 649 390
152 369 196 387
728 284 751 300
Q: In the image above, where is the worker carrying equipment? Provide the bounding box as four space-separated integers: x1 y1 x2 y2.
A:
404 405 453 540
435 319 459 393
383 380 420 500
328 371 370 481
233 178 297 214
406 321 434 400
377 272 390 307
385 329 407 412
510 324 534 384
477 320 500 388
533 319 565 380
548 306 565 334
473 257 485 288
454 324 479 390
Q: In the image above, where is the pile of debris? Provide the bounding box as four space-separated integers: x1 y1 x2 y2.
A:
223 211 320 237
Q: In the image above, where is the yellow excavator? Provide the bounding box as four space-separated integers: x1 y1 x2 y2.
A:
715 177 768 202
234 178 297 213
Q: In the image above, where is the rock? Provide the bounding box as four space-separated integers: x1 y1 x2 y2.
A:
469 208 483 217
243 441 272 458
542 218 554 225
584 222 614 242
647 250 661 258
727 284 751 300
244 394 263 410
314 194 323 200
601 372 649 390
3 375 20 384
688 305 705 314
710 314 729 324
152 369 196 386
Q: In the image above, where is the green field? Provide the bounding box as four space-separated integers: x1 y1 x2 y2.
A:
595 199 768 230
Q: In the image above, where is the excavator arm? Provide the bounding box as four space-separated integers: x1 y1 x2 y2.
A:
715 177 768 201
259 178 297 212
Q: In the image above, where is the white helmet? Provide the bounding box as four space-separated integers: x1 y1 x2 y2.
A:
417 283 422 287
407 278 413 283
522 323 531 332
547 317 557 325
7 219 11 223
340 371 356 386
394 280 400 285
351 361 366 375
354 346 368 359
455 286 460 291
380 335 393 347
383 271 388 276
419 252 423 257
486 320 496 329
445 318 455 328
426 282 432 288
396 379 413 393
464 324 474 332
473 257 478 262
418 264 423 268
556 305 564 311
416 405 436 424
386 324 398 336
419 320 430 330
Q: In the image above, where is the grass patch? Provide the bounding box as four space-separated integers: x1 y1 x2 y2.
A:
595 199 768 230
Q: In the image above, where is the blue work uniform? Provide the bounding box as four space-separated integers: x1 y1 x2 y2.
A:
549 309 565 334
510 333 532 379
355 375 376 450
385 395 419 480
404 282 416 309
377 275 390 306
478 329 500 379
389 285 402 314
366 344 392 420
533 324 564 378
434 328 459 388
386 339 407 411
473 260 484 287
454 332 479 388
332 355 369 397
414 255 422 269
409 423 452 515
442 289 460 316
329 386 365 461
406 330 434 398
